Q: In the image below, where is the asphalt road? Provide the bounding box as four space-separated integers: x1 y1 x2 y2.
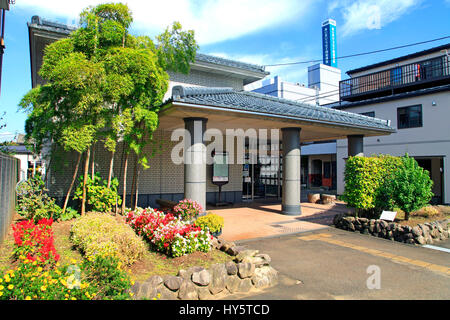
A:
227 227 450 300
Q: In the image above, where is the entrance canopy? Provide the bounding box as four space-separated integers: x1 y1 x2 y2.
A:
159 86 395 141
158 86 395 215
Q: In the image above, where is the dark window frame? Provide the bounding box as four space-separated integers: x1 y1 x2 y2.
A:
397 104 423 129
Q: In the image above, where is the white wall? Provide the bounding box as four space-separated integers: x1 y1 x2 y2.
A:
336 90 450 204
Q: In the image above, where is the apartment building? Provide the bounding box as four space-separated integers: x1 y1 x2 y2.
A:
331 43 450 204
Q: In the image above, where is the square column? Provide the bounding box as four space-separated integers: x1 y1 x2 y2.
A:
347 135 364 157
184 117 208 212
281 127 302 215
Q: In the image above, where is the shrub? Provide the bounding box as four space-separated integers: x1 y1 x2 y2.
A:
172 199 203 221
81 255 133 300
195 213 224 234
382 155 434 220
60 207 80 221
126 207 212 258
70 213 146 266
73 173 121 213
16 175 62 222
12 218 59 266
0 255 133 300
342 155 402 218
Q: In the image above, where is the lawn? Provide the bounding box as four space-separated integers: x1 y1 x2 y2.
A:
0 213 233 282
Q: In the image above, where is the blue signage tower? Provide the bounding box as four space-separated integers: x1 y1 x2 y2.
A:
322 19 337 68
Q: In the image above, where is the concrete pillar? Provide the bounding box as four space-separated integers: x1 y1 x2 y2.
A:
347 135 364 157
184 117 207 212
281 127 301 215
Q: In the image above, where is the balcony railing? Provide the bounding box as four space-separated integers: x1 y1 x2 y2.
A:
340 55 450 101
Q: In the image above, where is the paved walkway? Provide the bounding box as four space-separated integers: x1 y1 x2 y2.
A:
208 200 351 241
225 228 450 300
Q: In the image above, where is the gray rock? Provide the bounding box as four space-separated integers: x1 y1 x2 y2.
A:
178 266 205 281
208 264 227 295
234 249 259 262
411 226 422 237
220 241 235 252
178 280 198 300
420 224 430 236
240 254 271 267
237 278 254 292
147 275 164 287
197 287 213 300
379 220 388 229
251 266 278 288
164 276 183 291
430 229 440 239
225 262 238 275
192 269 211 287
156 285 178 300
226 245 246 256
225 275 241 293
237 262 255 279
139 282 157 299
130 282 142 298
211 237 222 250
415 235 426 245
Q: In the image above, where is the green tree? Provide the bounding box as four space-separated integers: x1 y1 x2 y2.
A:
20 2 198 215
383 154 434 221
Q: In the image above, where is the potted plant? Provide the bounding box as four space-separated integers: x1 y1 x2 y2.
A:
172 199 203 223
194 213 224 237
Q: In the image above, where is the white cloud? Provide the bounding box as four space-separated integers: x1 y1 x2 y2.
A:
16 0 312 45
329 0 422 37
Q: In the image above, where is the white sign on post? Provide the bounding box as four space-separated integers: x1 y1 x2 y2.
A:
380 210 397 221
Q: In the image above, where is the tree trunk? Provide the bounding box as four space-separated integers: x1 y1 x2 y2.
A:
121 152 129 214
130 155 137 210
130 155 140 210
405 211 410 221
107 150 115 188
134 165 140 210
81 148 91 216
91 144 95 180
62 152 82 214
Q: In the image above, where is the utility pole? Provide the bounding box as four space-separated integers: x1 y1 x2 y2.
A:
0 0 13 97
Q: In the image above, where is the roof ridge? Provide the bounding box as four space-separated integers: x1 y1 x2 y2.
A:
241 90 390 126
172 86 234 98
195 53 267 73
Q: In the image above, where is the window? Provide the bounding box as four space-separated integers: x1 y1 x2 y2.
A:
397 105 422 129
360 111 375 117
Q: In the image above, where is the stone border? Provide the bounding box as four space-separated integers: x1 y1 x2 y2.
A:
333 214 450 245
131 238 278 300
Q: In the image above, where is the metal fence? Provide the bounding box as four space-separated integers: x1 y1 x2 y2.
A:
0 152 19 243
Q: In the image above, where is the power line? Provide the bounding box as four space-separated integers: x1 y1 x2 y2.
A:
264 35 450 67
294 88 341 102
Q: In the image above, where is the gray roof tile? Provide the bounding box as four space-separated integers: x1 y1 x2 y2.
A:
169 86 394 132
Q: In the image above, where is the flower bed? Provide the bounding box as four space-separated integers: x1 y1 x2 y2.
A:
12 218 60 265
126 207 212 258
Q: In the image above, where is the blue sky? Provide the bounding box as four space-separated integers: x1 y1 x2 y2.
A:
1 0 449 141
